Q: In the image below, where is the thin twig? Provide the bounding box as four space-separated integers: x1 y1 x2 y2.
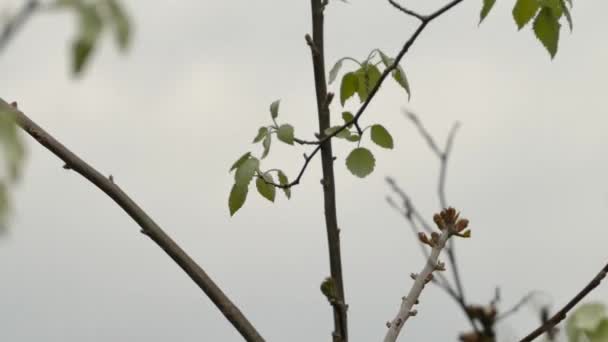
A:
519 262 608 342
388 0 426 21
267 0 465 190
0 98 265 342
0 0 39 52
496 291 540 322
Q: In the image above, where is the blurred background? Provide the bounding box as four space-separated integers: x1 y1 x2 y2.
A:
1 0 607 341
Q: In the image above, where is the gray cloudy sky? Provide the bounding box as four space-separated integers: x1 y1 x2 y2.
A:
1 0 607 341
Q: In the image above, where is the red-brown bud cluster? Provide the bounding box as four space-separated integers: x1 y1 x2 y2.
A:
433 207 471 238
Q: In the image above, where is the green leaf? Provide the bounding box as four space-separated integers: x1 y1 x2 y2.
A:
558 0 573 31
566 303 607 342
262 133 271 158
329 58 347 84
342 111 354 127
277 170 291 199
230 152 252 171
480 0 496 23
513 0 540 29
378 50 392 68
325 126 351 139
253 127 268 143
346 147 375 178
72 4 103 75
587 320 608 342
270 99 280 119
533 7 561 58
355 64 381 102
340 72 359 106
345 134 360 142
370 124 394 149
229 183 248 216
0 102 26 183
103 0 130 50
234 157 259 186
256 174 276 202
277 124 295 145
392 65 411 100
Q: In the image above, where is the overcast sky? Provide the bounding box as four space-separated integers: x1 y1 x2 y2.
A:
1 0 607 341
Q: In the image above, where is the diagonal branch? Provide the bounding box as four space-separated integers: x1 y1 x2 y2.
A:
0 98 264 342
519 262 608 342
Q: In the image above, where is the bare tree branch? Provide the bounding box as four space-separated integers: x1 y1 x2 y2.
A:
384 208 469 342
519 262 608 342
0 98 264 342
496 291 541 322
0 0 39 52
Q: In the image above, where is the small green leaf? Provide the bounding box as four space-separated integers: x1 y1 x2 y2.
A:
587 320 608 342
370 124 394 149
513 0 540 29
256 174 276 202
342 111 354 127
253 127 268 143
480 0 496 23
103 0 130 50
325 126 351 139
234 157 259 186
346 147 375 178
533 7 561 58
558 0 573 31
262 133 271 158
230 152 252 172
378 50 392 68
72 4 103 75
392 65 411 100
329 58 345 84
277 124 295 145
340 72 358 106
277 170 291 199
355 64 381 102
270 99 280 119
345 134 360 142
229 183 248 216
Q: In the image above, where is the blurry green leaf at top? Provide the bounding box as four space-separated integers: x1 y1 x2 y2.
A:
566 303 608 342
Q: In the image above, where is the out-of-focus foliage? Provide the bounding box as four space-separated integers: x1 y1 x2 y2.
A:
0 99 26 233
566 302 608 342
52 0 132 75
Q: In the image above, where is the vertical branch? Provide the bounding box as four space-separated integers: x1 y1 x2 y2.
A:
308 1 348 341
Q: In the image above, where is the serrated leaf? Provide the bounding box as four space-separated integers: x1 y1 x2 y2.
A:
342 111 354 127
533 7 561 59
256 174 275 202
229 183 248 216
329 58 346 84
355 64 381 102
277 124 294 145
480 0 496 23
340 72 358 106
513 0 540 29
346 147 375 178
234 157 259 186
325 126 351 139
277 170 291 199
230 152 252 172
392 65 411 100
253 127 268 143
270 99 280 119
262 133 271 158
103 0 130 50
370 124 394 149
